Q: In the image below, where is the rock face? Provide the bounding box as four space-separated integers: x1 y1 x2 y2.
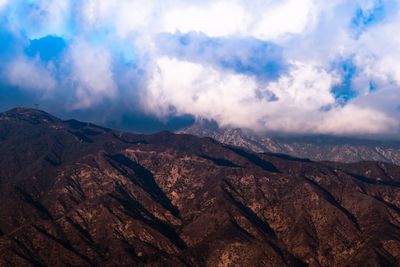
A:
180 122 400 166
0 108 399 267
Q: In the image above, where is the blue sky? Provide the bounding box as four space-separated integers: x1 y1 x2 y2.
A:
0 0 399 135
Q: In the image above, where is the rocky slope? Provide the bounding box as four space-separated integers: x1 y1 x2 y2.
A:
180 122 400 165
0 108 399 266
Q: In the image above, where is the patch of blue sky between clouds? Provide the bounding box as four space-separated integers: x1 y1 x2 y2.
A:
0 31 18 56
25 35 67 62
331 59 358 106
369 81 377 93
350 0 396 37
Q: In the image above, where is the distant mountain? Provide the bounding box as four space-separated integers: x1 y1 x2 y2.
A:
180 122 400 165
0 108 400 266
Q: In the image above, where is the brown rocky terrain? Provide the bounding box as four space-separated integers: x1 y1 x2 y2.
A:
0 108 399 266
180 121 400 165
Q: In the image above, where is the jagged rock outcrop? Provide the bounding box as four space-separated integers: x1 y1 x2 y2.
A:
0 108 399 266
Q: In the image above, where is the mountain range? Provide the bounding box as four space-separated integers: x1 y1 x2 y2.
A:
180 121 400 166
0 108 399 266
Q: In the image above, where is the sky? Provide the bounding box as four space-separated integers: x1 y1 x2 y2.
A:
0 0 399 136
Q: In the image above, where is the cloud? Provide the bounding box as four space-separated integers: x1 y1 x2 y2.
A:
6 57 56 91
0 0 400 136
252 0 318 40
0 0 8 11
144 56 399 135
65 39 117 109
155 32 287 79
144 57 334 132
162 1 250 37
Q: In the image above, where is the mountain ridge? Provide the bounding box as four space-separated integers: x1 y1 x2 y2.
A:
0 108 399 266
179 121 400 166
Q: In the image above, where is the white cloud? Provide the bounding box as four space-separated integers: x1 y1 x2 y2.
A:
145 57 263 128
0 0 8 11
354 17 400 84
319 105 399 135
66 39 117 109
146 59 277 129
266 62 337 109
114 1 158 38
6 57 56 91
144 57 399 134
79 0 113 27
253 0 318 40
163 1 250 37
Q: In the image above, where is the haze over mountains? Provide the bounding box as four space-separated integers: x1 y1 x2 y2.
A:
0 108 399 266
180 121 400 166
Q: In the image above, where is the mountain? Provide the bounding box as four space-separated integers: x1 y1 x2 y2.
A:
0 108 400 266
180 122 400 165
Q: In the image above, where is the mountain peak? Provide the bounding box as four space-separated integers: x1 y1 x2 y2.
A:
3 107 61 124
6 107 49 115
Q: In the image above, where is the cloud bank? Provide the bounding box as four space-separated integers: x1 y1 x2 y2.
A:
0 0 399 135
